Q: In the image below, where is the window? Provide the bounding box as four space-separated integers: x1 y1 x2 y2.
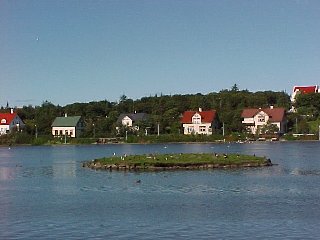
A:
188 127 194 133
65 130 68 135
199 126 206 132
70 130 73 136
257 115 265 122
55 130 58 136
192 114 201 124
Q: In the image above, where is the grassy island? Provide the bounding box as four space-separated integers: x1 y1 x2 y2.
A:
83 153 272 171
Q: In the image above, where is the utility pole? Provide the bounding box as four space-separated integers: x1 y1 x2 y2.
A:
157 123 160 136
222 122 225 137
35 124 38 139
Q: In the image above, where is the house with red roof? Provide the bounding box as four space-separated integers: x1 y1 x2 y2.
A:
291 85 319 103
0 109 25 135
241 106 286 135
180 108 218 135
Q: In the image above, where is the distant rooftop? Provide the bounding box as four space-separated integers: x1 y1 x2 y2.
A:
52 116 81 127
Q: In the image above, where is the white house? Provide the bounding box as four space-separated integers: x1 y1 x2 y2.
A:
0 109 25 135
117 113 148 131
180 108 218 135
51 115 84 138
241 106 286 135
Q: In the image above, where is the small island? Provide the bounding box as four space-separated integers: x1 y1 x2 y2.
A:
83 153 273 171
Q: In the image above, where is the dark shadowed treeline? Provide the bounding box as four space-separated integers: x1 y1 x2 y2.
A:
1 86 292 139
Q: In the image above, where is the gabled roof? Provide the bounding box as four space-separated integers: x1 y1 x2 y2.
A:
117 113 148 123
0 112 17 125
241 107 286 122
52 116 82 127
293 86 318 94
181 110 217 123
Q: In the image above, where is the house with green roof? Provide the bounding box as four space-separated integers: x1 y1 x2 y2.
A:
51 114 84 138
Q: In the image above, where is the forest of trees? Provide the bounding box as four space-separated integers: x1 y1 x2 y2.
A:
1 85 320 143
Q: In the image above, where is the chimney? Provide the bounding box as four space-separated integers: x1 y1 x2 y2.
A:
198 107 202 112
270 106 274 109
10 108 14 114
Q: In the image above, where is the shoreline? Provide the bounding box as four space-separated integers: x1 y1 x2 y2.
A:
1 139 319 147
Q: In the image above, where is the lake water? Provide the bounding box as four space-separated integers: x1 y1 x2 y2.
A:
1 142 320 239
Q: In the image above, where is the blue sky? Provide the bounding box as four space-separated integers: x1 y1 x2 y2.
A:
1 0 319 107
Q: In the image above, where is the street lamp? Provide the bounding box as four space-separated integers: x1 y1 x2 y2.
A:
35 124 38 139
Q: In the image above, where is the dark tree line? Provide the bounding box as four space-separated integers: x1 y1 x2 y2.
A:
1 86 292 138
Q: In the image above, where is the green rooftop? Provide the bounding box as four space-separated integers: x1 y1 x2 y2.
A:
52 116 82 127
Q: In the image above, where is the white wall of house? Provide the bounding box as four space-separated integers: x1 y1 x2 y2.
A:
122 116 133 127
182 123 212 135
52 127 77 138
0 125 9 135
253 111 269 133
242 111 284 134
182 112 214 135
0 115 25 135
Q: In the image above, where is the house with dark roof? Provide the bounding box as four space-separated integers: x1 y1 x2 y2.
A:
241 106 286 135
51 114 84 138
117 112 149 132
180 108 218 135
0 109 25 135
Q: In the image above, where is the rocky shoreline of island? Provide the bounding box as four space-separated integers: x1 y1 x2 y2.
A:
82 153 273 171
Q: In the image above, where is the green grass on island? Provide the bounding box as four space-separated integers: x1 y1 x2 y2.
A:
84 153 272 171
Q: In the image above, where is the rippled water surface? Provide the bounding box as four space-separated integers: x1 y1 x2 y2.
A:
1 142 320 239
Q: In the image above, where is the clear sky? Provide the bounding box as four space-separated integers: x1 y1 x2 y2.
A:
1 0 319 107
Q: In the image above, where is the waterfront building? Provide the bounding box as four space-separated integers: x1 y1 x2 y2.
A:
291 85 319 103
180 108 218 135
51 114 84 138
116 112 149 132
241 106 286 135
0 109 25 135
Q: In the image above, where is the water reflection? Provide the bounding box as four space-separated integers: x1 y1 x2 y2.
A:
53 162 76 178
0 167 16 180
